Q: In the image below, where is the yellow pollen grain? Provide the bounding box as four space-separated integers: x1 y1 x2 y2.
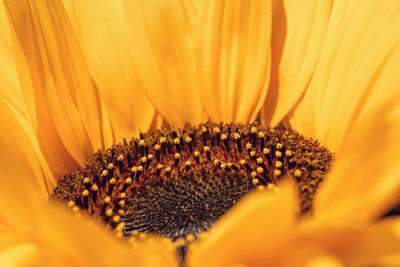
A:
141 157 147 163
221 134 227 140
252 178 259 185
258 131 265 138
213 159 219 165
185 161 191 166
147 154 153 160
202 126 207 133
118 209 125 215
139 139 146 146
294 169 302 177
203 146 210 152
213 127 220 133
118 200 125 207
194 151 200 157
263 148 270 154
251 172 257 178
125 178 132 184
104 196 111 204
72 206 79 214
258 185 265 191
101 170 108 177
131 167 138 173
92 184 98 191
285 150 293 157
154 144 160 150
157 164 163 169
67 200 75 208
117 154 124 161
274 169 282 177
82 189 89 197
276 143 283 149
221 163 226 169
174 138 180 144
240 159 246 165
83 177 91 184
185 137 192 143
116 222 126 232
250 127 257 133
245 143 252 150
234 133 240 140
275 151 282 158
113 215 120 223
138 166 143 172
275 161 283 168
107 163 114 170
175 153 181 159
186 233 195 243
119 193 126 199
109 178 116 184
105 208 113 217
256 167 264 173
165 167 171 172
160 137 166 143
250 151 256 157
227 163 232 168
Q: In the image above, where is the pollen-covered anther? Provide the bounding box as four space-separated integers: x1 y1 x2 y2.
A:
204 146 211 161
82 189 90 197
275 161 283 168
294 169 302 177
285 150 293 157
108 163 114 170
276 143 283 150
113 215 121 223
274 169 282 177
67 200 75 208
101 170 108 177
275 151 282 158
105 208 113 217
263 148 270 155
252 177 260 185
185 161 192 171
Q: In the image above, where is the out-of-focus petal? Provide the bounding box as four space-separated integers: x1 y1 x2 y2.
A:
0 133 178 267
121 0 204 127
290 0 400 151
262 0 333 126
64 0 156 141
4 0 104 177
314 99 400 222
188 183 296 267
195 0 271 123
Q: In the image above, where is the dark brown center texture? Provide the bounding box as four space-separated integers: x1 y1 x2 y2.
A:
51 122 334 262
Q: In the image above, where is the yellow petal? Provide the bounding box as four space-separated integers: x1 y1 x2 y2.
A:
188 183 296 267
314 99 400 222
290 0 400 151
63 0 156 141
262 0 333 126
4 0 104 177
0 2 26 120
122 0 205 127
0 96 55 197
0 134 178 267
195 0 271 123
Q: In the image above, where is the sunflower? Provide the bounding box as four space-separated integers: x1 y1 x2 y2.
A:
1 0 400 266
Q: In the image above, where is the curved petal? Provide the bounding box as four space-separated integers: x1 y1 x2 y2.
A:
261 0 333 126
122 0 205 127
188 183 296 267
0 96 55 198
289 0 400 151
63 0 156 141
195 0 271 123
314 99 400 222
4 0 105 177
0 135 178 267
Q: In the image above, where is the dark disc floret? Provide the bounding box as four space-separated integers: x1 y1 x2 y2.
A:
51 122 334 262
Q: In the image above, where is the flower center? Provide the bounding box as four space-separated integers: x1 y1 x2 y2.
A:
51 122 333 263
